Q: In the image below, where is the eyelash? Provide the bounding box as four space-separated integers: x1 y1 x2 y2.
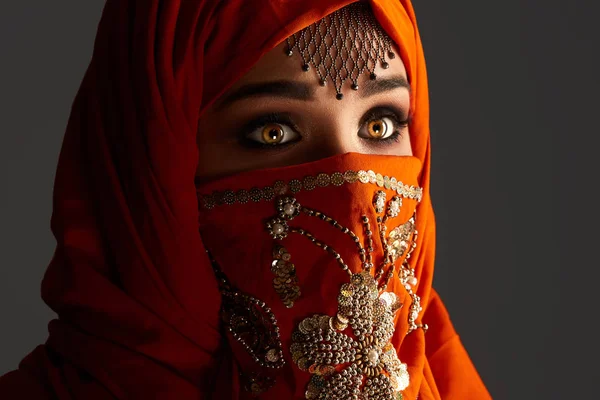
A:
239 107 411 150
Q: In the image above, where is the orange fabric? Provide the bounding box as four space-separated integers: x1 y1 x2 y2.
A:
197 152 424 398
0 0 491 399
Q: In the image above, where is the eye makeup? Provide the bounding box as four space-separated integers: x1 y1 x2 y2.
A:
236 105 411 150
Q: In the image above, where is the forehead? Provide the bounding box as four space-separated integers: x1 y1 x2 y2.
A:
222 2 409 102
236 41 407 87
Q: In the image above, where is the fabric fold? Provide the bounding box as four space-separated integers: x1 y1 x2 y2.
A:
0 1 491 399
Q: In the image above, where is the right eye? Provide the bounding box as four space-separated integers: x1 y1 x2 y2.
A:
245 122 300 146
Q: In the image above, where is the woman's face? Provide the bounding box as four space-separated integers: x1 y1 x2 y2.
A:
195 40 412 182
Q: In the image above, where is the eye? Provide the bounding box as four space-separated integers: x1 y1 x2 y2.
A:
360 117 396 140
242 114 301 147
357 107 410 143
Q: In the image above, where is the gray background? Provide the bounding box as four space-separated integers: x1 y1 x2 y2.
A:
0 1 598 398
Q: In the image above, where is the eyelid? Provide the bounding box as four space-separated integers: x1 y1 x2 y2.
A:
358 105 410 129
241 112 300 132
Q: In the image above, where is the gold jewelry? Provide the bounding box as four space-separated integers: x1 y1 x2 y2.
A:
285 2 397 100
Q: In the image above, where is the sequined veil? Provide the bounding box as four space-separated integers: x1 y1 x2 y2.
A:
197 152 428 399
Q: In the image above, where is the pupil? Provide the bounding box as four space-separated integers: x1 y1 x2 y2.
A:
269 129 279 140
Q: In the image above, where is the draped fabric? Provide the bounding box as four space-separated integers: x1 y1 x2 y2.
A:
0 0 491 399
197 152 426 398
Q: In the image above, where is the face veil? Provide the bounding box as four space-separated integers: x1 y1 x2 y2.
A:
0 1 490 400
196 152 425 398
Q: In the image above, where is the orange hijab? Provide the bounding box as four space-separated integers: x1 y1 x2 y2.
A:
0 0 490 399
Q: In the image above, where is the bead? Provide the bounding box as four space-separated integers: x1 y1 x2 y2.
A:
285 2 395 101
291 271 409 398
367 349 380 365
284 203 295 216
273 223 284 235
208 254 285 371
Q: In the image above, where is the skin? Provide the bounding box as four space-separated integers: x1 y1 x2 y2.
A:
195 39 412 183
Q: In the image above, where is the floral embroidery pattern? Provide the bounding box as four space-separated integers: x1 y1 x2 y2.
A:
207 251 285 370
290 271 410 399
200 166 426 398
261 189 423 399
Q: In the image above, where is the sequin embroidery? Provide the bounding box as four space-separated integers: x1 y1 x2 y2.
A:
198 169 423 210
291 271 410 399
260 185 425 399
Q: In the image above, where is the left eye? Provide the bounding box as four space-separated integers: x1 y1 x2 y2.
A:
359 117 396 140
245 122 300 146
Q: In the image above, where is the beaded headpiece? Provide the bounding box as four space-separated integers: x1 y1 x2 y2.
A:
285 1 397 100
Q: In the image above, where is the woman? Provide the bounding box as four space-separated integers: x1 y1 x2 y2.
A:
0 0 491 399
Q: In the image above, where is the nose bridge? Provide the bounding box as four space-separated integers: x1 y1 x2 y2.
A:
311 135 354 160
307 112 359 161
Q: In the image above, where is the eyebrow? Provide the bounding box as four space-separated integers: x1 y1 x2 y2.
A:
215 80 314 109
361 75 411 97
215 75 410 109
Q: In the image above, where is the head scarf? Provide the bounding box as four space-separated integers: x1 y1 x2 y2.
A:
0 1 490 399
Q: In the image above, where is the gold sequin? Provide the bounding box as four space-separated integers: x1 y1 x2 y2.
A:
367 170 377 184
223 190 236 205
236 189 249 204
249 187 263 202
383 175 391 189
291 272 410 399
198 169 423 210
316 173 330 187
376 173 384 187
273 180 287 195
344 170 358 183
289 179 302 193
262 186 275 201
201 194 215 210
358 170 370 184
303 176 317 190
331 172 344 186
271 244 301 308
